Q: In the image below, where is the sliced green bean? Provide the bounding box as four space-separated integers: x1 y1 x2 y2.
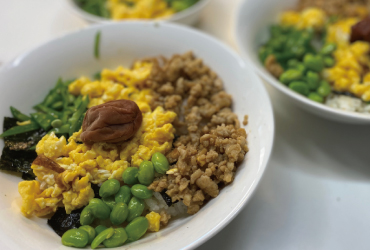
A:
0 122 40 138
10 106 30 122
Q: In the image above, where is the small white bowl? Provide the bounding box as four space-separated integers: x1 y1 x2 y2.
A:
0 22 274 249
235 0 370 124
66 0 211 26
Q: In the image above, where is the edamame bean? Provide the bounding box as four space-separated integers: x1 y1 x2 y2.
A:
131 184 153 199
138 161 155 186
151 152 170 174
95 225 108 235
289 81 310 96
51 119 62 128
279 69 302 85
103 228 128 248
127 197 145 222
323 56 335 67
303 54 324 72
115 186 132 204
110 202 129 225
91 227 115 249
308 92 324 103
62 228 89 248
79 225 96 244
102 196 116 210
306 71 320 90
287 59 299 68
99 179 120 198
125 217 149 242
122 167 139 185
320 43 336 55
89 198 111 220
80 206 95 226
317 83 331 97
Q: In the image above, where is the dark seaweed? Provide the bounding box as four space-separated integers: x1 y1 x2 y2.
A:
47 207 83 237
91 183 101 199
332 91 358 98
160 190 178 207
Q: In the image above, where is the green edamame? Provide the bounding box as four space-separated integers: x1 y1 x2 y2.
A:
91 227 115 249
138 161 155 186
320 43 336 55
80 206 95 225
99 179 120 198
103 228 128 248
95 225 108 235
89 198 111 220
323 56 335 67
289 81 310 96
62 228 89 248
122 167 139 185
102 196 116 210
308 92 324 103
303 54 324 72
51 119 62 128
151 152 169 174
287 59 299 68
125 217 149 242
110 202 129 225
79 225 96 244
115 186 132 204
306 71 320 90
131 184 153 199
127 197 145 222
279 69 302 85
317 83 331 97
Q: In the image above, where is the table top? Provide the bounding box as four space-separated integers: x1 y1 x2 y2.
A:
2 0 370 249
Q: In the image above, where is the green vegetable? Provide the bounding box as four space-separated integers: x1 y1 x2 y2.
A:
80 206 95 226
279 69 302 85
115 186 132 204
324 56 335 67
95 225 108 235
103 228 128 248
125 217 149 242
317 82 331 97
34 104 61 119
89 198 111 220
127 197 145 222
51 101 63 110
0 122 40 138
122 167 139 185
49 124 70 135
308 92 324 103
51 119 63 128
79 225 96 244
10 106 30 122
131 184 153 199
138 160 155 186
287 59 299 68
102 196 116 210
151 152 170 174
289 81 310 96
61 228 89 248
75 0 110 18
99 179 120 198
31 112 54 131
171 0 197 11
91 227 114 249
306 71 320 90
110 202 129 225
94 31 101 59
303 54 324 72
320 43 337 55
69 95 89 136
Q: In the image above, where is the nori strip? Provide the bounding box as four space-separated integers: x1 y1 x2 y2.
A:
160 190 178 207
91 183 101 199
47 207 83 237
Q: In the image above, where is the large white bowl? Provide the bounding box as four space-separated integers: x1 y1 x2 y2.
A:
66 0 211 26
235 0 370 124
0 22 274 249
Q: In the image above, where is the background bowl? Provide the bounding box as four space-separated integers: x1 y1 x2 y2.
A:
66 0 211 26
235 0 370 124
0 22 274 249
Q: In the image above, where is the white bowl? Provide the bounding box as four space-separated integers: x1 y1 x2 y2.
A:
66 0 211 26
235 0 370 124
0 22 274 249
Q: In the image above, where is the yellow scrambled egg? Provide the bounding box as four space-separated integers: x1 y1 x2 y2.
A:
280 8 327 30
108 0 175 20
18 62 177 217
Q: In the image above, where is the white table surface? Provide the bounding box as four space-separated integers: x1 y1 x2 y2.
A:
2 0 370 250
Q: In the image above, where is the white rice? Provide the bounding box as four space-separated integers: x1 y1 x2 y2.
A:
144 192 187 217
325 94 370 114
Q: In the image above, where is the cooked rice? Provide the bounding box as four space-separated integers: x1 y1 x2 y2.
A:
325 94 370 113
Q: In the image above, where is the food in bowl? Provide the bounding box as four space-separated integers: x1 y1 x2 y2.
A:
74 0 200 20
0 52 248 248
258 0 370 114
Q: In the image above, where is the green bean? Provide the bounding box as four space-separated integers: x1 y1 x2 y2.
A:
102 196 116 210
79 225 96 244
324 56 335 67
68 94 76 104
69 95 89 135
289 81 310 96
151 152 170 174
125 217 149 242
306 71 320 90
308 92 324 103
49 124 70 135
320 43 337 55
171 0 194 11
99 179 120 198
93 71 101 80
89 198 111 220
127 197 145 222
31 112 54 131
62 228 89 248
33 104 61 119
0 122 40 138
122 167 139 185
94 31 101 60
80 206 95 226
95 225 108 235
51 119 62 128
303 54 324 72
279 69 302 85
131 184 153 199
51 101 63 110
10 106 30 122
103 228 128 248
138 160 155 186
110 202 129 225
91 227 114 249
115 186 132 204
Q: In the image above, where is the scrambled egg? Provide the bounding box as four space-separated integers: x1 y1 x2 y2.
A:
19 62 177 217
108 0 175 20
280 8 327 30
146 211 161 232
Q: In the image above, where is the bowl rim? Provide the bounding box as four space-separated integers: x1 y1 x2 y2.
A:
0 21 275 249
65 0 211 23
233 0 370 123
